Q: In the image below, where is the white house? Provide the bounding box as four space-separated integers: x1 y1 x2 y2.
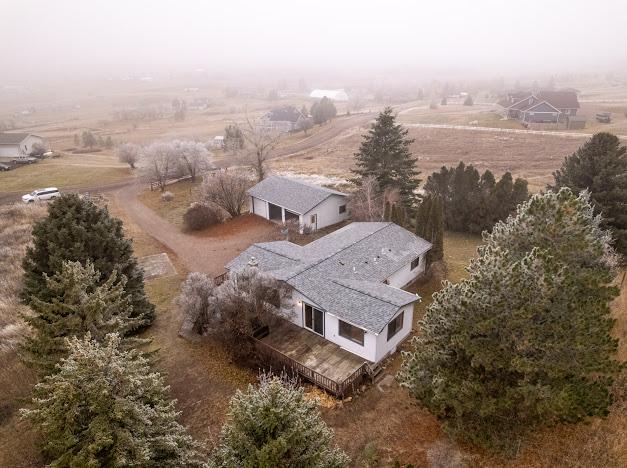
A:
0 133 45 163
248 176 349 231
309 89 349 102
226 222 432 364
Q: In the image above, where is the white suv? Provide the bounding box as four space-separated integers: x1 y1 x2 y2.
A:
22 187 61 203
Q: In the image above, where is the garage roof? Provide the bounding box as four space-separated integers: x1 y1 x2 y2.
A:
248 175 347 215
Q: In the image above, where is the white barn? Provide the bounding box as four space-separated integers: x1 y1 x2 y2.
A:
227 222 432 364
309 89 349 102
0 133 45 163
248 176 349 231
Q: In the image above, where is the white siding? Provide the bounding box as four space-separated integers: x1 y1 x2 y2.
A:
287 288 412 364
386 253 426 288
301 195 348 231
0 145 20 158
374 303 414 362
250 196 268 219
324 313 377 362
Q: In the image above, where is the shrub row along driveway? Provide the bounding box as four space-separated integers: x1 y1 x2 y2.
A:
114 181 280 276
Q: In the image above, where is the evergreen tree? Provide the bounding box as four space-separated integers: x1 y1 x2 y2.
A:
311 97 337 125
210 375 349 467
351 107 421 206
415 195 444 262
425 163 528 234
399 189 620 451
551 132 627 257
21 260 144 374
21 334 205 467
22 194 154 327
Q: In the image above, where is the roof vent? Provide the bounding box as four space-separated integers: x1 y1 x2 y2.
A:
248 256 259 268
352 266 356 273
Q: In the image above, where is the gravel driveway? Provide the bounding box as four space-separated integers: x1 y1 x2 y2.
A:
114 182 281 276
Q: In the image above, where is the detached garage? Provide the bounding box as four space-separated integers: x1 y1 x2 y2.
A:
248 176 349 231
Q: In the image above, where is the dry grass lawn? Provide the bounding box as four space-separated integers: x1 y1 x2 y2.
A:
137 179 201 228
0 153 132 193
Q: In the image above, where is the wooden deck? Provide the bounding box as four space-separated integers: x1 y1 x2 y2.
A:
256 320 369 395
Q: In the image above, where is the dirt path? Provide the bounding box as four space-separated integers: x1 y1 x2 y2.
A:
114 181 280 276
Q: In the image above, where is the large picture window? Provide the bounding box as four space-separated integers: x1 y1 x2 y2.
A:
387 311 404 341
338 320 364 345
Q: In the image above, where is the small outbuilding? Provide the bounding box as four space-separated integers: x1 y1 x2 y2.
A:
0 132 45 163
248 175 349 231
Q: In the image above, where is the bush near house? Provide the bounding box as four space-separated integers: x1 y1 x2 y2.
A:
183 203 225 231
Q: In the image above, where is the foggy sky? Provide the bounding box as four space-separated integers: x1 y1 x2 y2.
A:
2 0 626 82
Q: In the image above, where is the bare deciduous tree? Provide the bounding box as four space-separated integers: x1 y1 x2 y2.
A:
116 142 140 169
140 141 178 191
176 272 216 336
201 171 252 217
240 114 280 182
347 176 385 221
173 140 212 182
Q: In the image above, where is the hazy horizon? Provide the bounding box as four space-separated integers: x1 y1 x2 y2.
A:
2 0 627 85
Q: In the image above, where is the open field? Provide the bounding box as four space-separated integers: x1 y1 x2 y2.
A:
270 126 591 191
0 153 132 193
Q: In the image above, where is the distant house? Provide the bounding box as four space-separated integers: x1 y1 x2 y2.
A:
0 133 45 163
309 89 349 102
227 222 431 367
261 106 306 133
211 135 225 149
248 176 349 231
497 90 580 124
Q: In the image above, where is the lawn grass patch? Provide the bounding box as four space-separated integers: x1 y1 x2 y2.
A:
138 180 201 229
0 157 132 193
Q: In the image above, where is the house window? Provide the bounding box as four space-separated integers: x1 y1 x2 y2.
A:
338 320 364 345
387 311 404 341
410 257 420 271
339 204 346 214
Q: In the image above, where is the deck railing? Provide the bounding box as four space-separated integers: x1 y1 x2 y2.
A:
253 337 369 397
214 272 228 285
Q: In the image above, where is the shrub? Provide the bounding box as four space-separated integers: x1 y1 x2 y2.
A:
183 203 224 231
161 191 174 202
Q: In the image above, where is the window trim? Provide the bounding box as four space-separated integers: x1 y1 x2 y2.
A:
387 311 404 341
338 204 346 214
410 257 420 271
338 320 364 346
303 302 324 336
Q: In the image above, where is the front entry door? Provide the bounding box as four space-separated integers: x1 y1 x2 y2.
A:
303 303 324 336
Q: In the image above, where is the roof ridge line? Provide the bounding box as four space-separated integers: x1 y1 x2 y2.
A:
285 223 394 281
254 242 304 262
329 277 413 308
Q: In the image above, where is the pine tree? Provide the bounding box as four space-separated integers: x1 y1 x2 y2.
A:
210 375 349 467
22 194 154 327
415 195 444 263
399 188 620 451
21 334 205 466
551 132 627 257
351 107 421 206
21 260 144 374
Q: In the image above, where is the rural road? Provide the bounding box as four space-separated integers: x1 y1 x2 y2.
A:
402 122 627 140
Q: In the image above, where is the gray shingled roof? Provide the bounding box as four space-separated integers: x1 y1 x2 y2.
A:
0 132 31 145
226 222 432 333
247 176 347 215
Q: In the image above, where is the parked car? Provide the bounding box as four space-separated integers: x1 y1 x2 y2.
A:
22 187 61 203
13 157 38 165
0 162 13 171
596 112 611 123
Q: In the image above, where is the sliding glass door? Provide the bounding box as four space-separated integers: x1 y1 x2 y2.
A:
303 303 324 336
